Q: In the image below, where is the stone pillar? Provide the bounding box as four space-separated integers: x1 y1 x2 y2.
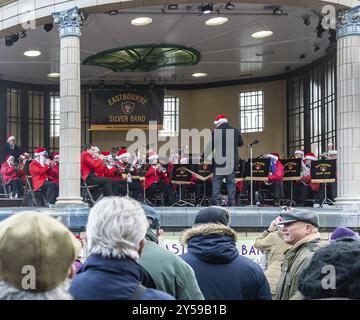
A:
53 7 86 207
336 5 360 207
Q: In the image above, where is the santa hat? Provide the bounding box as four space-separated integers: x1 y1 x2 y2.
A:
52 152 60 160
116 149 130 160
7 136 15 142
5 155 14 163
304 152 317 161
101 151 112 160
267 153 280 161
20 152 29 160
214 114 228 126
34 147 47 157
294 150 304 157
180 157 189 164
147 149 158 161
328 150 337 156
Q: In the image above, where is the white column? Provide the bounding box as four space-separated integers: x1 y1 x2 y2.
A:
336 5 360 207
53 7 86 207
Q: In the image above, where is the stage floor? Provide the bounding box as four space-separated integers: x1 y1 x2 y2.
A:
0 205 359 231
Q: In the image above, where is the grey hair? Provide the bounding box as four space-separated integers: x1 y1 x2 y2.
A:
86 197 149 261
0 280 72 300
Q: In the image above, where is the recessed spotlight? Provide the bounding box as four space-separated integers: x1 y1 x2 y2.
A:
44 23 53 32
131 17 152 26
225 2 235 10
251 30 273 39
192 72 208 78
205 17 228 26
167 4 178 10
256 51 274 56
200 3 214 15
24 50 42 57
47 72 60 78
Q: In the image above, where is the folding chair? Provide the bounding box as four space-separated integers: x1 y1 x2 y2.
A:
81 180 99 206
21 175 46 207
0 173 10 198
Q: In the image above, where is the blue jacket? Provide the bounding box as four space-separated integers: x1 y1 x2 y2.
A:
70 254 174 300
180 224 272 300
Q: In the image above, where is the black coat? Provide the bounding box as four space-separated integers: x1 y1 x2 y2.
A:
180 224 271 300
204 123 243 174
4 143 22 162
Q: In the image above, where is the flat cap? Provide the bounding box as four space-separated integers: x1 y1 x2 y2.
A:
277 208 319 228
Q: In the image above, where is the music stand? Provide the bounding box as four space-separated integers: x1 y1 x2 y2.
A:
190 163 213 206
310 159 336 207
281 158 302 207
170 164 194 207
138 164 153 206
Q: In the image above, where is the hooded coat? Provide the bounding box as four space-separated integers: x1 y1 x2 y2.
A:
70 254 174 300
138 230 204 300
180 223 271 300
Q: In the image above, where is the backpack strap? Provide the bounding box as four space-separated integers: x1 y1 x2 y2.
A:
130 284 147 300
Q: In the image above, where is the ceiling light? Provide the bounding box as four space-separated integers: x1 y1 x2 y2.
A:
205 17 228 26
131 17 152 26
225 2 235 10
18 31 27 39
108 9 119 15
5 36 13 47
47 72 60 78
167 4 178 10
200 3 214 15
251 30 273 39
44 23 53 32
273 7 283 15
24 50 42 57
255 51 274 56
192 72 208 78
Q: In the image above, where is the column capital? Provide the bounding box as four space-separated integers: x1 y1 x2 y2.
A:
53 7 87 38
337 5 360 40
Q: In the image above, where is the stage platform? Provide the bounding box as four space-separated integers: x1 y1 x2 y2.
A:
0 205 359 232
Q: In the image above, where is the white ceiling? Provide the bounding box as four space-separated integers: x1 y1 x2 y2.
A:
0 2 332 85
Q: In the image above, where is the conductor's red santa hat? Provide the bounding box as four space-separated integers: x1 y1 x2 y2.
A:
101 151 112 160
7 136 15 142
214 114 228 126
34 148 48 157
304 152 317 161
294 150 304 157
116 149 130 160
267 153 280 161
147 149 158 161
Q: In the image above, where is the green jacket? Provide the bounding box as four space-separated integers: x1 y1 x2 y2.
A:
138 230 204 300
274 233 321 300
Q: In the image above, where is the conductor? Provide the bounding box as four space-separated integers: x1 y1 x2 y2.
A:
203 114 243 206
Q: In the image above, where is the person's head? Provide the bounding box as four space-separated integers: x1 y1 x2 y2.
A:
298 241 360 299
92 146 100 159
5 155 14 166
147 149 158 165
116 148 130 163
330 227 360 242
194 206 230 226
304 152 317 166
294 150 304 159
277 209 319 245
0 211 80 300
20 152 29 161
214 114 228 128
7 136 15 145
142 205 162 237
86 197 149 261
84 144 96 156
52 152 59 163
34 148 48 161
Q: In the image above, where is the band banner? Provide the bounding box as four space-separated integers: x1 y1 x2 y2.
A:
89 88 164 130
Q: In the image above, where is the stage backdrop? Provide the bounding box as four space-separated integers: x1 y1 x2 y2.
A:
90 88 164 130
